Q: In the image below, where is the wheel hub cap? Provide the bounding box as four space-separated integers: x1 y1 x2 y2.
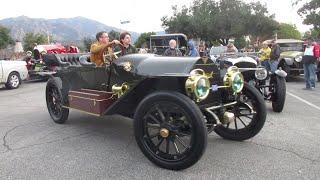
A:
160 128 169 138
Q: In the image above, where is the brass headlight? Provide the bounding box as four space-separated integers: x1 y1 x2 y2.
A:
185 69 210 102
223 66 244 93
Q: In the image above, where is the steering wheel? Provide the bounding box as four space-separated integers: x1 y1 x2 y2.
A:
103 51 122 63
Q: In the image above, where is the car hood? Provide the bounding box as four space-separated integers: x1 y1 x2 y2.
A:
115 54 200 77
280 51 303 58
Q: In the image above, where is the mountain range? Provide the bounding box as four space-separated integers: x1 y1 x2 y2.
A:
0 16 140 44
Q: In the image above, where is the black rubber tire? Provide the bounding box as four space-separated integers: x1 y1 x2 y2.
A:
214 83 266 141
134 91 207 170
5 72 21 89
46 78 69 124
270 76 286 112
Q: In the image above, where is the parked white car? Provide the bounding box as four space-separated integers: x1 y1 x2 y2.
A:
0 60 28 89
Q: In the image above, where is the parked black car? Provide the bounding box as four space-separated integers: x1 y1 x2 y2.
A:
212 52 286 112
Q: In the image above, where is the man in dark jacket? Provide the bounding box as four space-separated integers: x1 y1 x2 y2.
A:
163 39 182 56
269 39 281 73
114 32 137 56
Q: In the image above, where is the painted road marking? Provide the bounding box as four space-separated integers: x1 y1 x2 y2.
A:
287 92 320 111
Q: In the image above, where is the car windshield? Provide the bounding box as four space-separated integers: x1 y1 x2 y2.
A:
151 38 170 47
278 43 303 52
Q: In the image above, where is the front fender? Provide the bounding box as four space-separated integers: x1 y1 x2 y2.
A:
48 76 63 90
283 58 294 66
275 69 287 77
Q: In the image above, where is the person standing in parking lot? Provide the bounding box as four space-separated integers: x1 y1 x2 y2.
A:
269 40 281 73
163 39 182 56
90 31 121 66
187 40 199 57
302 40 317 90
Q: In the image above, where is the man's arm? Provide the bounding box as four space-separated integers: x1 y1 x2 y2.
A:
90 42 114 53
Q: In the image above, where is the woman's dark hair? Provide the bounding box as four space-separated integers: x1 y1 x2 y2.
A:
119 31 131 41
96 31 107 41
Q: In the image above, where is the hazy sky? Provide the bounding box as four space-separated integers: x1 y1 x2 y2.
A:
0 0 312 33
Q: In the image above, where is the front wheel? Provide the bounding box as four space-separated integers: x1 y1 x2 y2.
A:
46 78 69 124
214 83 266 141
270 75 286 112
134 91 207 170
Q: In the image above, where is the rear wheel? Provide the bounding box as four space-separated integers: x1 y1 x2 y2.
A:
214 83 266 141
134 91 207 170
270 75 286 112
46 78 69 124
5 72 21 89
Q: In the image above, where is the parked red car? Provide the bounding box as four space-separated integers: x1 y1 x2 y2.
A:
27 43 79 81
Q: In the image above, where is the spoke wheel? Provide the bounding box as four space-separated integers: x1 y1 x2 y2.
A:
142 102 193 162
214 83 266 141
46 78 69 124
134 91 207 170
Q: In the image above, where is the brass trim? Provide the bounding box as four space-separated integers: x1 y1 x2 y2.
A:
62 106 101 117
185 69 210 102
112 83 129 98
81 89 111 93
160 128 169 138
69 90 100 96
68 94 115 102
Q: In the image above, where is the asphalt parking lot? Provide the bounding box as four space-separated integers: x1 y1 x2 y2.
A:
0 77 320 180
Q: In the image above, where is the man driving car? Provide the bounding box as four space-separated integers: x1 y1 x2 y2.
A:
90 31 121 66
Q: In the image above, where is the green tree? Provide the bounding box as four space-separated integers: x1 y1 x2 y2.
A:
277 23 302 39
134 32 156 48
234 37 247 49
0 26 14 49
23 33 47 51
162 0 279 45
303 29 320 39
82 37 95 52
109 30 120 41
297 0 320 30
161 5 195 38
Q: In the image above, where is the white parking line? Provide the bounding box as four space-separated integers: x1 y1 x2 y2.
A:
287 92 320 111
